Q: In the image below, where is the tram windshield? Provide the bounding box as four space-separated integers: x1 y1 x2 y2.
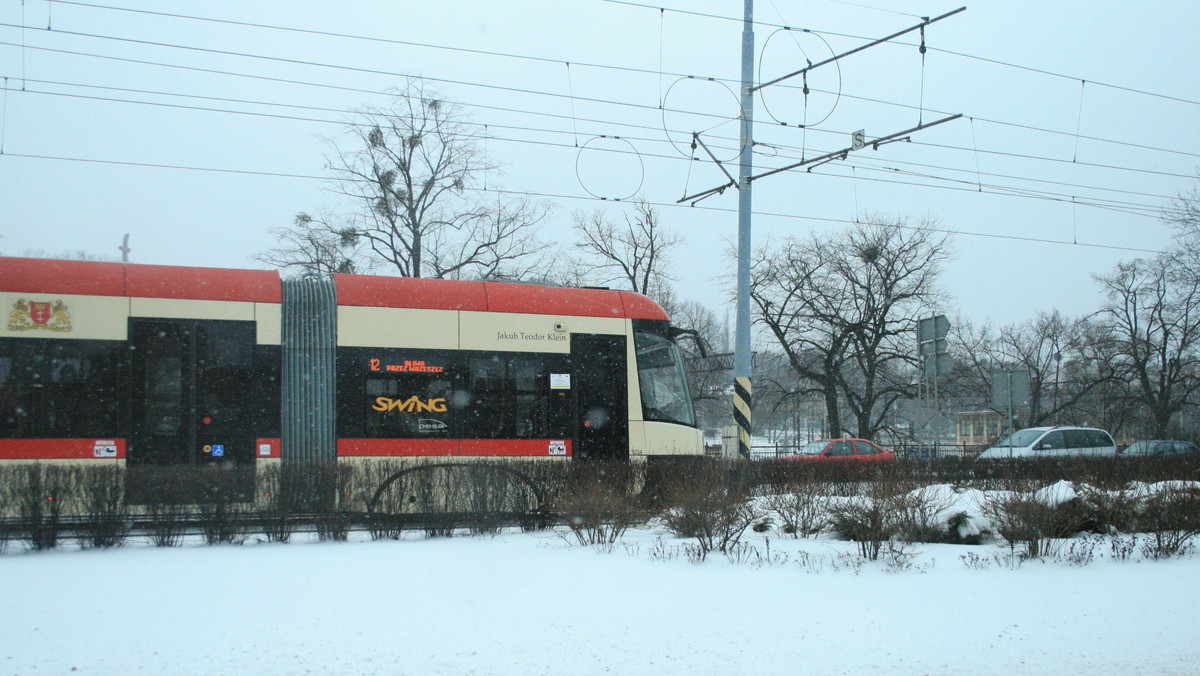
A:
633 329 696 427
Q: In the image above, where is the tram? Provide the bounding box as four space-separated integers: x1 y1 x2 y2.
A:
0 257 703 480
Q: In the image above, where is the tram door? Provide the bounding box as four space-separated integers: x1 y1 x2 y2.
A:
572 334 628 461
128 319 256 472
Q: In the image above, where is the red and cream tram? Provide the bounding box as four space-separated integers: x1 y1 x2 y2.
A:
0 257 702 479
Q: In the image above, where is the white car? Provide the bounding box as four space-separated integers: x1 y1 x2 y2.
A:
977 426 1117 460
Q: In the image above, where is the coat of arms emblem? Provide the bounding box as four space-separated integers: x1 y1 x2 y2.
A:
8 299 73 332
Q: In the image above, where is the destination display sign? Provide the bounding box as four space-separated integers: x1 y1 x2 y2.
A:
368 359 445 373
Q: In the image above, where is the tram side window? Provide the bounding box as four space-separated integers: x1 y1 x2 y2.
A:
466 356 549 439
0 355 23 436
0 339 122 438
196 323 255 431
364 374 454 438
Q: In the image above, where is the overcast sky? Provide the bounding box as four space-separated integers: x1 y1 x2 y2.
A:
2 0 1198 331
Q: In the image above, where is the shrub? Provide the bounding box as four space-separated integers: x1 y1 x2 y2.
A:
256 464 296 544
361 460 557 539
460 461 548 536
983 486 1086 559
362 460 409 540
827 496 894 561
72 465 128 549
15 464 73 551
140 467 193 548
765 477 828 538
892 484 953 544
1137 484 1200 559
0 465 15 553
552 461 644 549
659 460 764 560
825 467 934 559
310 462 358 542
1077 485 1140 534
194 468 249 545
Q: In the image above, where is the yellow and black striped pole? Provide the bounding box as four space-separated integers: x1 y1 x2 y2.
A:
734 376 752 459
733 0 754 460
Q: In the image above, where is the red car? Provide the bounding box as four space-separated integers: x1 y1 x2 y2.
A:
782 438 896 463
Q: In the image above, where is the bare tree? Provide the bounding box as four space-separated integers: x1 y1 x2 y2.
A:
1164 184 1200 251
425 193 552 280
1094 251 1200 438
751 218 951 438
834 220 952 438
270 80 547 279
998 312 1117 428
571 200 681 298
945 312 1111 431
256 211 373 276
751 234 853 437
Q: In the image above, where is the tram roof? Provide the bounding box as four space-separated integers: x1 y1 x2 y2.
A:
0 257 281 303
334 274 669 320
0 258 670 321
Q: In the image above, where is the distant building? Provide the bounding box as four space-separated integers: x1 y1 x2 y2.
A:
956 410 1003 446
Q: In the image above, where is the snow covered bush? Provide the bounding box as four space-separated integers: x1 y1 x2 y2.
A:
552 461 643 549
983 481 1088 559
1136 483 1200 559
765 477 829 538
826 473 908 560
1076 484 1141 534
892 483 955 544
659 460 763 560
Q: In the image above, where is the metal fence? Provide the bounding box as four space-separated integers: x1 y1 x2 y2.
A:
747 442 986 461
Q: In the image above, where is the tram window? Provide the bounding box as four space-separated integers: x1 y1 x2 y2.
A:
143 355 183 435
633 330 696 427
0 339 123 438
0 355 26 436
196 324 254 431
364 375 454 438
509 359 547 438
466 356 550 439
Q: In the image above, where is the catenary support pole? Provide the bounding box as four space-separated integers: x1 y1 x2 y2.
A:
734 0 754 459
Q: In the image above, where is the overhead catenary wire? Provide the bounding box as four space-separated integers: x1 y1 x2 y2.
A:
2 79 1181 221
2 3 1190 256
7 49 1190 202
4 56 1188 225
0 76 6 153
0 149 1168 256
4 22 1198 167
1073 80 1086 163
0 110 1166 220
8 3 1199 165
598 0 1200 109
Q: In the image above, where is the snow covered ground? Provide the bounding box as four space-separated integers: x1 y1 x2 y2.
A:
3 515 1200 676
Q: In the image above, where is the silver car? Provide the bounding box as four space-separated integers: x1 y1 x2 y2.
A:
977 426 1117 460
